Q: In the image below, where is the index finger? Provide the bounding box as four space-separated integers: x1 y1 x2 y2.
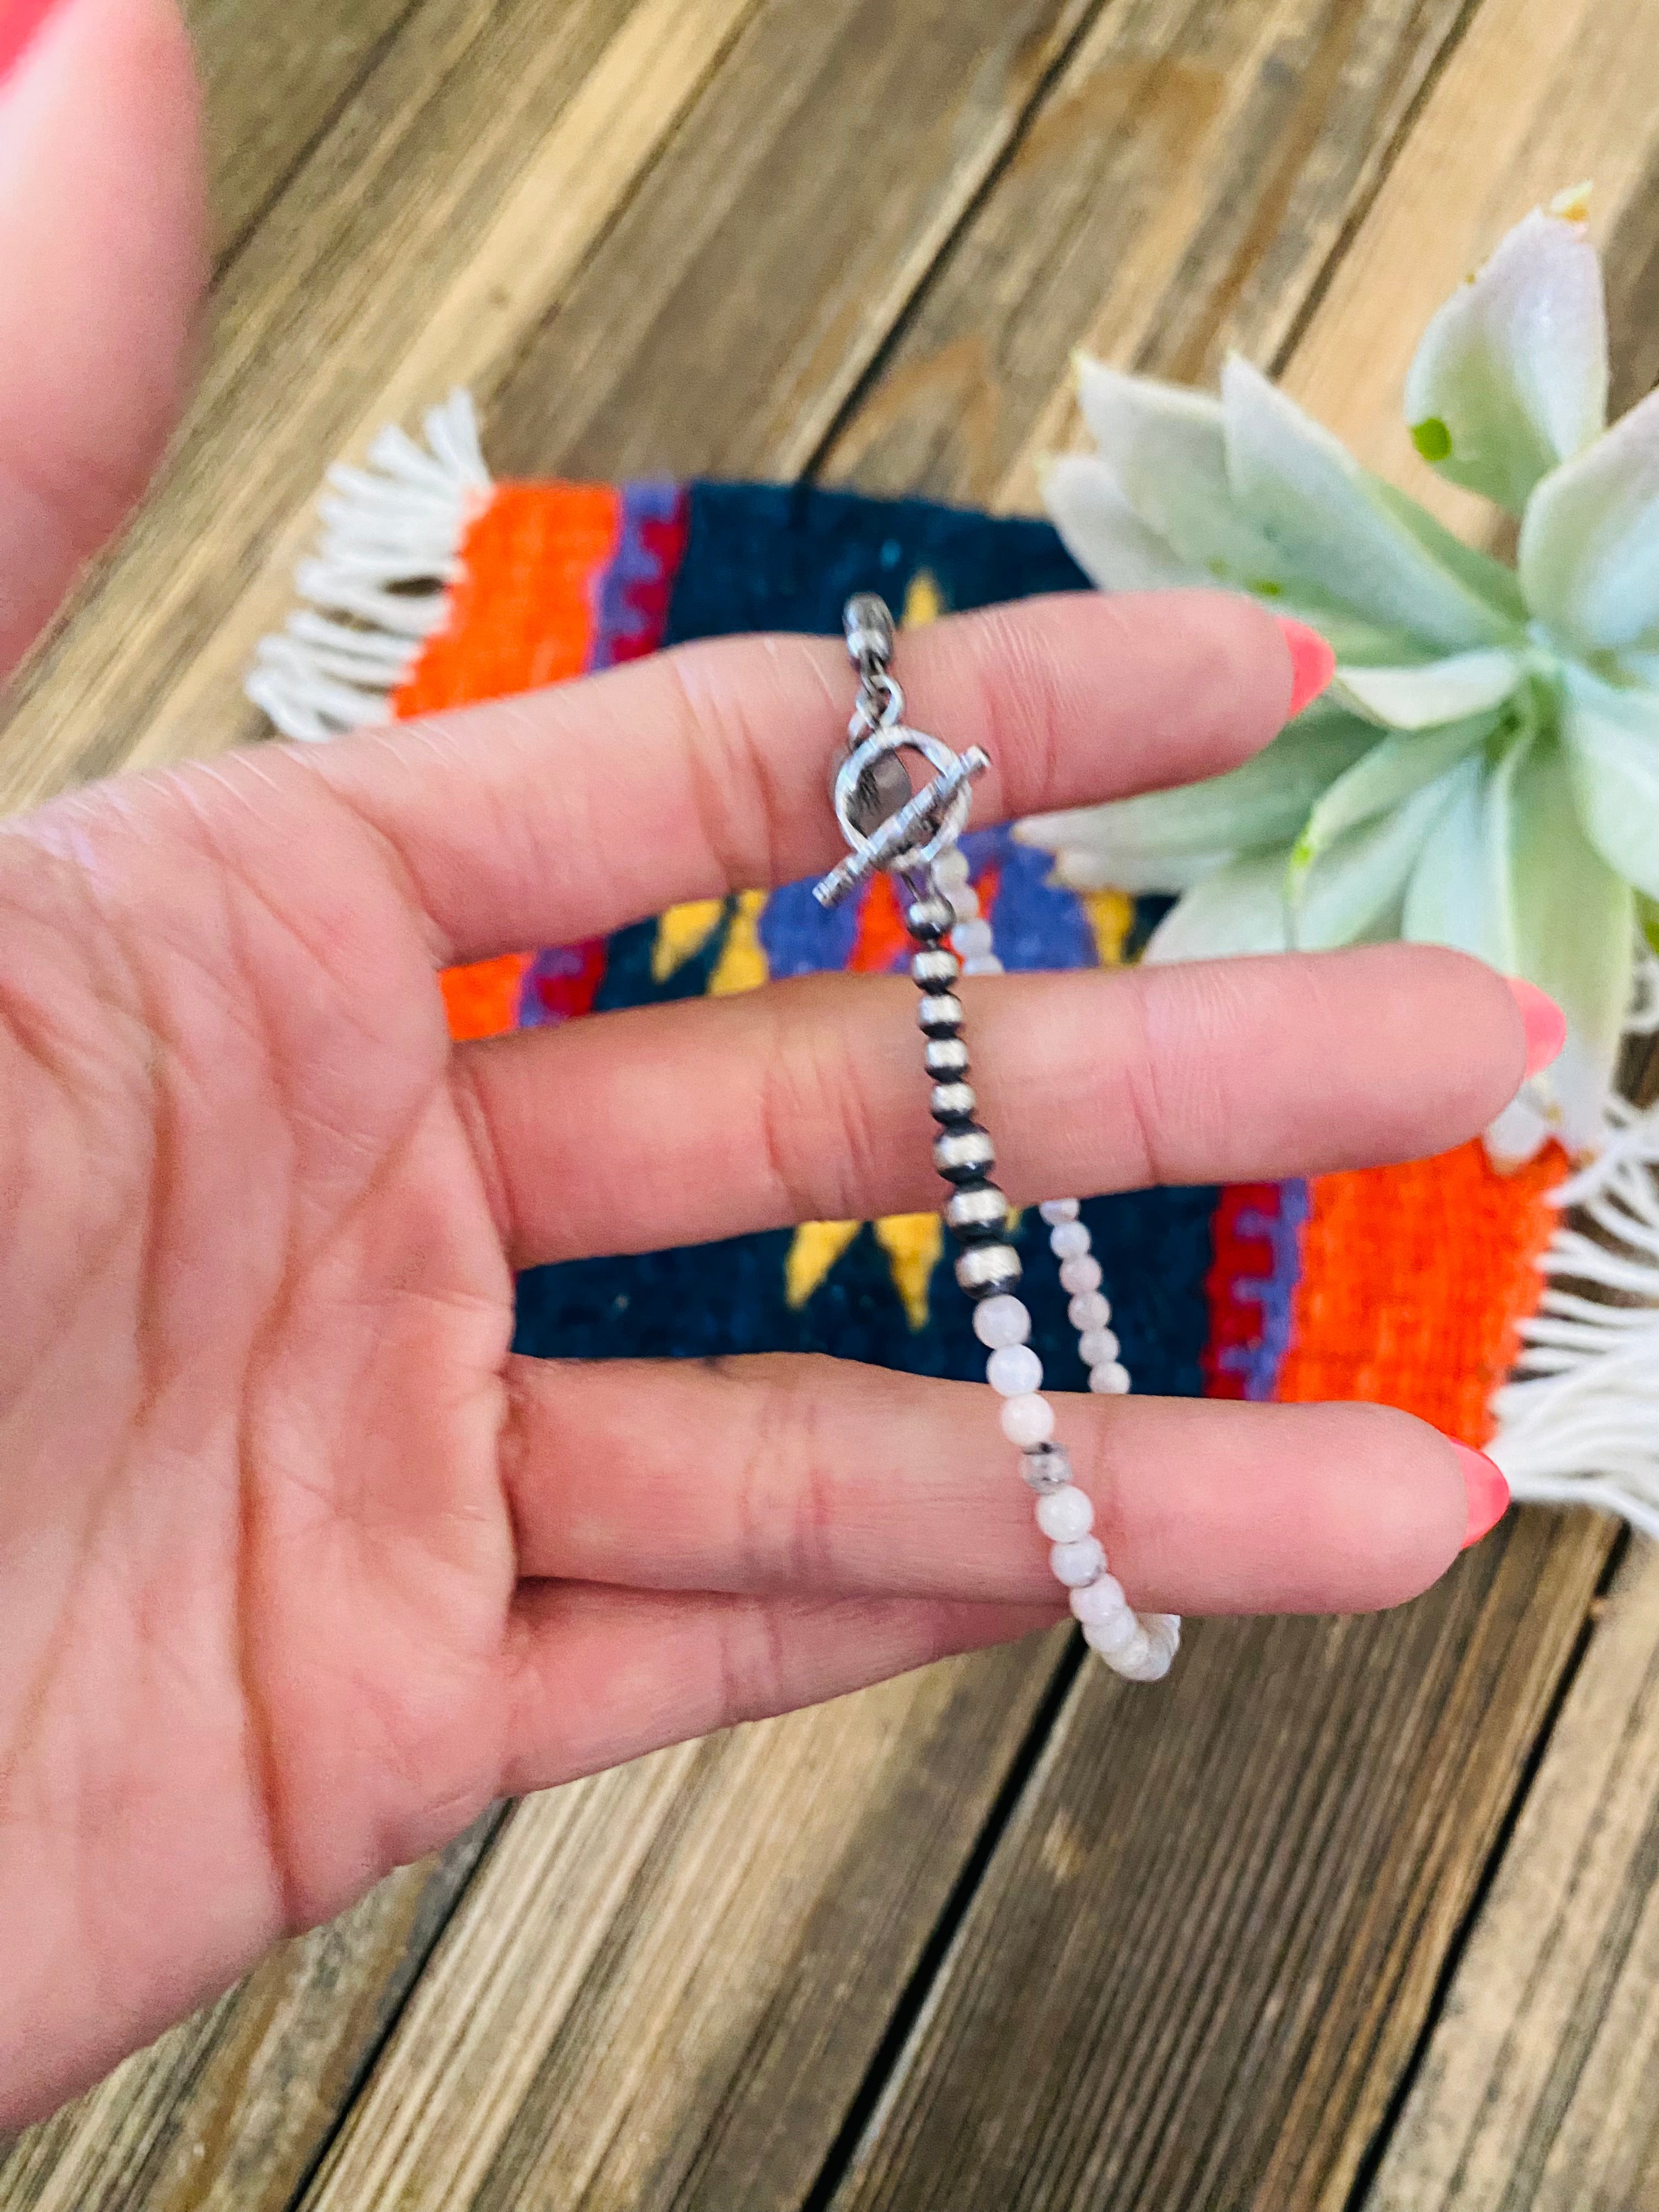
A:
298 589 1301 965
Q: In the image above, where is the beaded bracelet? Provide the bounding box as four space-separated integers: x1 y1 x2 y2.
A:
813 595 1180 1684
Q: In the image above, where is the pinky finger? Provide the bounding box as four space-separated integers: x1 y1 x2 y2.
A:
501 1583 1062 1797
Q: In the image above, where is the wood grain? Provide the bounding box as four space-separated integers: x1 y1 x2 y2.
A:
483 0 1100 482
1362 1537 1659 2211
821 0 1481 506
183 0 427 266
0 0 761 811
0 1813 501 2212
298 1644 1059 2211
179 1 1599 2205
1281 0 1659 540
3 0 1652 2202
2 2 1101 2197
825 1521 1610 2212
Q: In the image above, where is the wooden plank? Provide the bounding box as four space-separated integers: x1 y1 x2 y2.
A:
828 1522 1607 2212
0 1814 500 2212
297 1646 1057 2211
0 0 759 812
822 0 1480 503
1281 0 1659 540
482 0 1100 481
183 0 426 265
821 0 1659 2196
1362 1538 1659 2211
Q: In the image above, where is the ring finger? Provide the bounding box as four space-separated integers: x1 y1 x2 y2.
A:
502 1352 1478 1618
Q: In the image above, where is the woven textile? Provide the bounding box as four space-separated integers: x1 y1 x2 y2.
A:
394 473 1564 1440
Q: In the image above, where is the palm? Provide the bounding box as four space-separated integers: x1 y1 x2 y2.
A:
0 759 519 2101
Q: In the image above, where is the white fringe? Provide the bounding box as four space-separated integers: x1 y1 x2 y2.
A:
245 391 493 742
1492 1083 1659 1534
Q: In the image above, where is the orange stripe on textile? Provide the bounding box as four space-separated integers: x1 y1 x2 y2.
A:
850 876 910 974
440 951 534 1043
1276 1139 1567 1445
400 484 621 1039
393 483 620 716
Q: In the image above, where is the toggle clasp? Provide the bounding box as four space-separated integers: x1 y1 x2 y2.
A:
812 727 990 909
813 590 990 909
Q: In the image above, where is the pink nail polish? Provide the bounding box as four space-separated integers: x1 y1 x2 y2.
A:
1455 1444 1510 1549
1274 616 1336 718
0 0 67 84
1504 977 1567 1079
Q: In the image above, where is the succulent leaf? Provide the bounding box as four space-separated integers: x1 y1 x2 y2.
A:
1560 667 1659 901
1292 775 1463 950
1333 648 1522 729
1035 202 1659 1154
1072 360 1294 592
1403 208 1607 514
1220 356 1520 650
1142 849 1295 962
1505 736 1637 1150
1015 706 1374 890
1291 716 1495 884
1520 381 1659 650
1040 453 1203 594
1401 754 1503 964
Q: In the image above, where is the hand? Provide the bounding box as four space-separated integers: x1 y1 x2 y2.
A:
0 0 1533 2134
2 583 1532 2121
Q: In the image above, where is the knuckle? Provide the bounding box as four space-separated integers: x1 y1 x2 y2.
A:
732 1356 837 1589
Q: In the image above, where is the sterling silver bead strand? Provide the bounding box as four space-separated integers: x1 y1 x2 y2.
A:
813 594 1179 1684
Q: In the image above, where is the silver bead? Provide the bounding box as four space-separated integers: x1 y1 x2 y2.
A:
906 894 955 942
931 1080 978 1123
945 1183 1007 1237
933 1127 995 1179
916 992 964 1037
911 946 961 990
954 1242 1022 1297
1021 1443 1072 1492
924 1035 969 1079
843 592 895 669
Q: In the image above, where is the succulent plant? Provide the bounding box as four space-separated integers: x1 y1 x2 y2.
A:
1023 192 1659 1159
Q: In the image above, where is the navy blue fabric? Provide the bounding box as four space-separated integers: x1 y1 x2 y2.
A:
659 479 1092 647
512 483 1219 1393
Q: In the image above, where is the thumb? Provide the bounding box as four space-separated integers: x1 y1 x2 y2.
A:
0 0 205 677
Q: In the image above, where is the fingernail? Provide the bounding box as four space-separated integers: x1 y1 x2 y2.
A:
1456 1444 1510 1549
1506 977 1567 1078
1275 616 1336 718
0 0 67 84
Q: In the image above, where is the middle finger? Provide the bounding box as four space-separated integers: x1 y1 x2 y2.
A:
455 943 1527 1267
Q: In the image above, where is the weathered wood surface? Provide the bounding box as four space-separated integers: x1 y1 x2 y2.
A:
0 0 760 808
3 0 1658 2204
299 1645 1061 2211
828 1523 1609 2212
1362 1536 1659 2212
814 1 1659 2199
0 1814 502 2212
182 0 427 267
